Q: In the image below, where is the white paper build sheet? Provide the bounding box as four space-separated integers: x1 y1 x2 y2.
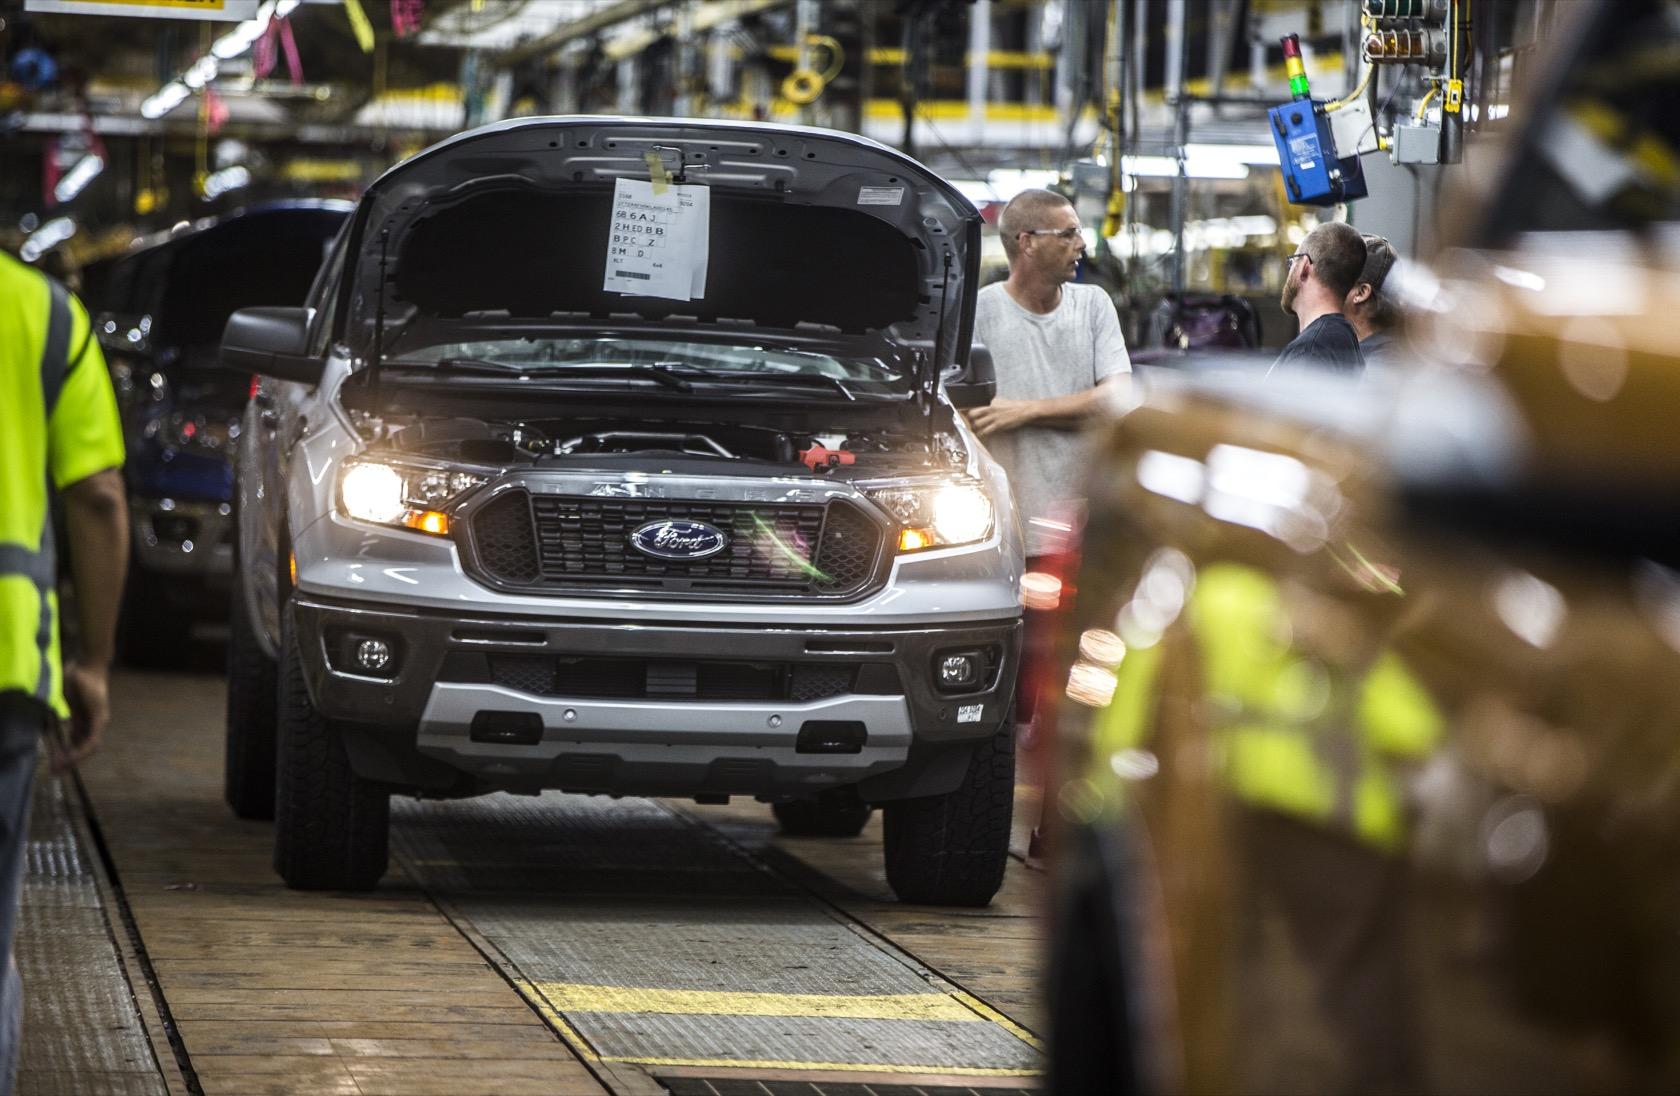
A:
604 178 710 302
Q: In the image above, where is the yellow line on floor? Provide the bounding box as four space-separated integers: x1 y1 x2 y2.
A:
519 980 602 1062
950 989 1047 1051
605 1055 1041 1077
537 982 983 1022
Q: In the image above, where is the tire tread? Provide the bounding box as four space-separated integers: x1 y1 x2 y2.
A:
224 570 278 820
273 614 389 891
882 727 1015 906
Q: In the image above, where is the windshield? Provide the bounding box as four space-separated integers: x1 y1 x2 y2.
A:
395 337 910 390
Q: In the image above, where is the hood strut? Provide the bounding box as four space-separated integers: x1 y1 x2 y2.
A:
923 248 954 445
371 226 391 393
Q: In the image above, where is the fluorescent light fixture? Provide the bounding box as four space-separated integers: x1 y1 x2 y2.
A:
985 168 1059 201
1122 155 1249 180
1230 214 1279 236
1185 143 1280 166
141 81 191 119
947 179 996 205
1119 145 1279 181
212 23 265 59
183 55 221 90
202 165 252 199
148 0 303 118
210 0 299 59
54 154 104 204
20 217 77 263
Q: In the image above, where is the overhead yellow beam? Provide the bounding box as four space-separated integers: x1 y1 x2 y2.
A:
766 46 1053 69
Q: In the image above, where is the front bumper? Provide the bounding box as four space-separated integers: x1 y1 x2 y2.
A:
130 498 234 579
292 595 1020 798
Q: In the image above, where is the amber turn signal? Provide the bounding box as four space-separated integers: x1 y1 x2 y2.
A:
899 528 932 552
403 510 450 535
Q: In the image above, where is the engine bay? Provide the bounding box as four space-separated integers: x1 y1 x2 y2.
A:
354 413 969 481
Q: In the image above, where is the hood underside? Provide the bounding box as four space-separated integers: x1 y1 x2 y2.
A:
341 116 981 370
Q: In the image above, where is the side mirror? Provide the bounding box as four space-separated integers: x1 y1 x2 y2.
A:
221 307 322 385
943 343 996 409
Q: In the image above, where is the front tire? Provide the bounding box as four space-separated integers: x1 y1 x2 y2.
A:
224 564 278 820
118 564 191 668
773 793 873 837
273 611 389 890
882 726 1015 906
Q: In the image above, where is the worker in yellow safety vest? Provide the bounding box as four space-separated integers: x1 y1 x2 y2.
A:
1093 560 1441 844
1090 558 1443 1091
1 248 128 1091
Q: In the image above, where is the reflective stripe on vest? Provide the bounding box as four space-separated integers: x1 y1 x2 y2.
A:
43 278 72 415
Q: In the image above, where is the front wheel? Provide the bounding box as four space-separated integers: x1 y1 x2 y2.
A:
118 565 191 668
882 727 1015 906
772 792 873 837
272 611 389 890
223 565 278 820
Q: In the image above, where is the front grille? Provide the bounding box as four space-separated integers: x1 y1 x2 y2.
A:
471 491 540 584
488 655 858 702
468 491 885 599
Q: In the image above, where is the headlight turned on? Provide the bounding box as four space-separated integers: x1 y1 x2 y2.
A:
337 460 486 536
867 481 994 552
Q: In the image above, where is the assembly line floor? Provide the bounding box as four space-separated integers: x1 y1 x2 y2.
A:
14 662 1046 1096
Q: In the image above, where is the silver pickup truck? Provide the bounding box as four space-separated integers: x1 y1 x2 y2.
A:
220 117 1024 906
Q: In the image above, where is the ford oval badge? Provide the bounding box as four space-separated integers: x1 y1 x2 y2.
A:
630 519 729 561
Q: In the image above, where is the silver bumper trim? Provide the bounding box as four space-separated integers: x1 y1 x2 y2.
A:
415 683 913 791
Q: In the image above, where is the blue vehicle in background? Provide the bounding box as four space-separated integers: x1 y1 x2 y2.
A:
82 201 351 665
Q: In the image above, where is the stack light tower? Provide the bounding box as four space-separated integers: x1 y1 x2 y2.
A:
1269 0 1463 206
1267 34 1370 206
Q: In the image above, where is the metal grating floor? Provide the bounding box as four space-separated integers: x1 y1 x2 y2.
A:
13 772 165 1096
391 794 1042 1078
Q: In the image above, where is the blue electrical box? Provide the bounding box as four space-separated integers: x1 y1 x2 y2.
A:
1269 99 1368 206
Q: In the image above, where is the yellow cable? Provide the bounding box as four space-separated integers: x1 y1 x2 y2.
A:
1324 17 1375 112
1324 59 1374 112
1414 84 1439 120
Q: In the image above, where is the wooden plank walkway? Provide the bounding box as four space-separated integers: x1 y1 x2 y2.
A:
32 665 1046 1094
75 671 607 1096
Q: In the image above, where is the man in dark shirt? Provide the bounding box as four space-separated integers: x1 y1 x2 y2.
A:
1270 221 1366 374
1345 233 1403 370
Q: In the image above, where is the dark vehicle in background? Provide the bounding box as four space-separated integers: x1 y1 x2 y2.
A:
1044 1 1680 1092
83 201 351 664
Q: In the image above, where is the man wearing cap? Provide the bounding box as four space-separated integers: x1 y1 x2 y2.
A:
1345 233 1404 371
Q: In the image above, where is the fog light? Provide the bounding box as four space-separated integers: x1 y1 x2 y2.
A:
354 638 392 673
936 651 980 690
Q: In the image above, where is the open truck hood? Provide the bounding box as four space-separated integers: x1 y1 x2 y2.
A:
337 116 981 381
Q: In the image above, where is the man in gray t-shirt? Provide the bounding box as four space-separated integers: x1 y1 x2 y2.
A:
969 189 1131 560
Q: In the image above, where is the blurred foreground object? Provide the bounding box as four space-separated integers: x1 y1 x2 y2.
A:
1045 1 1680 1092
